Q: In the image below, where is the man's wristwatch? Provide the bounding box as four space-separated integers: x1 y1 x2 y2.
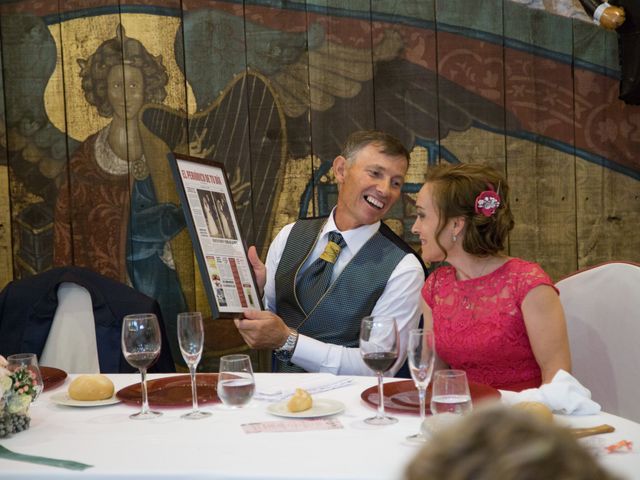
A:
273 329 299 362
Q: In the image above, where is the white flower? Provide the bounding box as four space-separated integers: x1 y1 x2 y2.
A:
7 393 31 415
0 355 7 368
0 374 11 399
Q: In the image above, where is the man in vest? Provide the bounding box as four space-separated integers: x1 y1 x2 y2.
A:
235 130 425 374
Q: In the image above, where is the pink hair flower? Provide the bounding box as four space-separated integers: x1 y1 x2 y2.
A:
475 191 501 217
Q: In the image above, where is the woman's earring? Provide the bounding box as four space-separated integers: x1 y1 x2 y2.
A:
452 234 457 243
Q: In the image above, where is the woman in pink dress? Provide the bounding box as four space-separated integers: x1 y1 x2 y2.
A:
411 163 571 390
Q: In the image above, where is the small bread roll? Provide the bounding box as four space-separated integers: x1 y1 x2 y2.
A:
68 374 114 401
287 388 313 412
513 401 554 423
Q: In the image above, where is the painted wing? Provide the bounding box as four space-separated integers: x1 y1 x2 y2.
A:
141 72 286 247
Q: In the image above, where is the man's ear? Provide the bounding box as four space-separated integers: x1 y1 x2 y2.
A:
333 155 347 184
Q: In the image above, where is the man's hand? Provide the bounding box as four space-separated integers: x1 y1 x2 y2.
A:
234 309 290 349
247 246 266 295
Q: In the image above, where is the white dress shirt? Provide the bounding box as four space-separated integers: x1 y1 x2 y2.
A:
264 210 425 376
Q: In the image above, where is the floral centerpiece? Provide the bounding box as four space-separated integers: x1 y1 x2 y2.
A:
0 355 34 438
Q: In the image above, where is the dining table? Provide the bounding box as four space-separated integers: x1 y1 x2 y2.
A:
1 372 639 480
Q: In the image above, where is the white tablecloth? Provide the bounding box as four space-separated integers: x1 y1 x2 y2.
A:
1 373 639 480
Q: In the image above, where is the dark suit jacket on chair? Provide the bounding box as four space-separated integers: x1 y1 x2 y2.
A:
0 266 175 373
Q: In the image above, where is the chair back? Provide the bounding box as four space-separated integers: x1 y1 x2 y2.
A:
556 262 640 422
0 266 176 373
40 282 100 373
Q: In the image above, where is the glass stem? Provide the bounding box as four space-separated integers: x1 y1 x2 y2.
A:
140 368 149 415
189 364 199 411
376 371 385 419
418 387 427 421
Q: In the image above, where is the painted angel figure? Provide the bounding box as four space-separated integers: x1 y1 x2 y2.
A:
53 26 189 362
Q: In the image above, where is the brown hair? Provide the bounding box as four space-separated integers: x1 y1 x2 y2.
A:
405 406 618 480
341 130 410 164
426 162 514 259
77 25 168 118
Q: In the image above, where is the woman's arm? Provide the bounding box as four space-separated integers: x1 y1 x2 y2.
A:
420 299 448 371
522 285 572 384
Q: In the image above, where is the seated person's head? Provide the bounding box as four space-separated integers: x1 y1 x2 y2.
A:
414 162 515 263
333 130 410 230
405 406 617 480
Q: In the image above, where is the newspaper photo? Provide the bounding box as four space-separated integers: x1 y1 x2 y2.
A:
168 153 262 317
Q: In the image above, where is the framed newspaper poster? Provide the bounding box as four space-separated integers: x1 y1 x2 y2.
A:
168 153 262 318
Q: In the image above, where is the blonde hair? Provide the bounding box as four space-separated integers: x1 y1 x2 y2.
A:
405 406 617 480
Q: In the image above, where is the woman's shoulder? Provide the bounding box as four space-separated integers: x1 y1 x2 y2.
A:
502 257 545 274
502 258 556 297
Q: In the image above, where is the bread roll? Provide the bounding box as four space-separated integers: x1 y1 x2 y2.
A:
513 401 554 423
68 374 115 401
287 388 313 412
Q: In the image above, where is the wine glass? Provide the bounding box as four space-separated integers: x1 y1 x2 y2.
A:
360 315 399 425
121 313 162 420
406 329 435 441
7 353 44 403
430 369 472 416
217 354 255 408
177 312 211 419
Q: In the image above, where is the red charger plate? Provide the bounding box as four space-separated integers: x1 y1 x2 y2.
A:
116 374 220 407
40 366 68 391
361 379 500 415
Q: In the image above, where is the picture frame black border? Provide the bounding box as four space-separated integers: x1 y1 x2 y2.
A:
167 152 263 318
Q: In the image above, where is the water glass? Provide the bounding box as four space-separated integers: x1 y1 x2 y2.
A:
122 313 162 419
7 353 44 403
430 369 472 416
406 329 435 441
217 354 255 408
360 315 399 425
178 312 211 419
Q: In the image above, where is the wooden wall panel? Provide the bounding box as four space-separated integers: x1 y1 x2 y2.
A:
503 2 577 280
435 0 507 173
0 7 63 281
242 3 297 251
0 18 11 285
573 21 640 269
371 0 434 241
0 1 638 306
308 0 373 220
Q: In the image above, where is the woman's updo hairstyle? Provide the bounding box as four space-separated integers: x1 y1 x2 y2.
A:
426 162 514 256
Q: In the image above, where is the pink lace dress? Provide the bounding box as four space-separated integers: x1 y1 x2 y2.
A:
422 258 557 391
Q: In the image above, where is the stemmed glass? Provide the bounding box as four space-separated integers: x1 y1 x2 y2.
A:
121 313 162 420
406 329 435 441
217 354 255 408
177 312 211 419
360 315 399 425
7 353 44 403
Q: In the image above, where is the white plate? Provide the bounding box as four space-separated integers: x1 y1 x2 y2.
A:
50 391 120 407
267 398 345 418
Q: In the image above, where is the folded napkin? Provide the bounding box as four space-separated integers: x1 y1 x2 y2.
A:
501 369 601 415
255 374 353 401
0 445 92 471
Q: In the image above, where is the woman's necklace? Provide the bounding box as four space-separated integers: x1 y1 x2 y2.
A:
456 256 496 281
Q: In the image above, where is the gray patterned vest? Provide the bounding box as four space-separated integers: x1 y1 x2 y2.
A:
274 217 412 372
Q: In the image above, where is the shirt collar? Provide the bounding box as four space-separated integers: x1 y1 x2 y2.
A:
320 208 380 256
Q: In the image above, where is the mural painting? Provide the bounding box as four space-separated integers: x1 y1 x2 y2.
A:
0 0 638 368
